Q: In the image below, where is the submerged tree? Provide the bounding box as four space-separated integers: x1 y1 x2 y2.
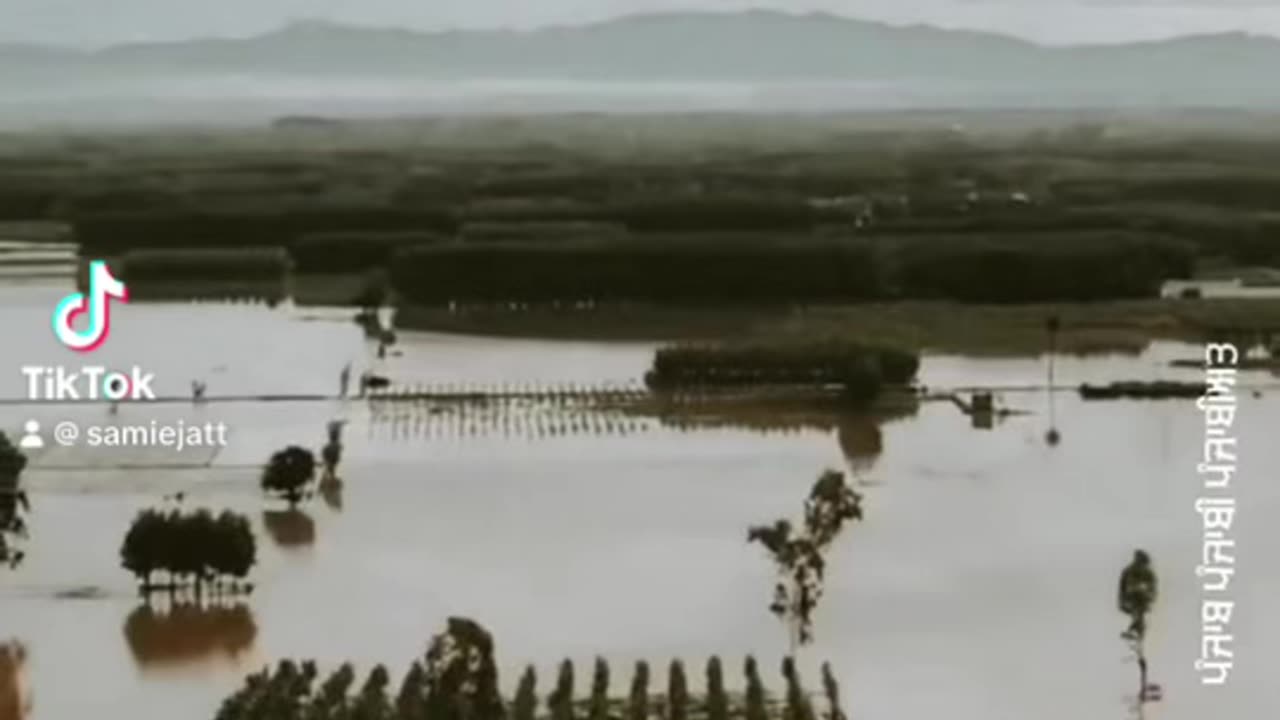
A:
0 432 30 568
781 658 815 720
261 446 318 506
1118 549 1160 706
548 659 575 720
749 469 863 651
666 661 688 720
511 666 538 720
588 658 609 720
120 508 256 594
743 657 768 720
627 661 650 720
704 657 728 720
419 617 505 720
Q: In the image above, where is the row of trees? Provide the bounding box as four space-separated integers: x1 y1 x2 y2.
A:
646 343 919 391
388 230 1192 306
886 232 1194 302
391 240 884 305
217 635 843 720
292 232 451 273
121 247 292 283
120 508 256 593
74 208 459 254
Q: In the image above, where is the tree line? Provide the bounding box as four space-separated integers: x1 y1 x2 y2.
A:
646 342 918 390
217 650 844 720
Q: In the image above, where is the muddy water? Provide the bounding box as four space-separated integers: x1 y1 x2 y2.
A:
1 284 1278 720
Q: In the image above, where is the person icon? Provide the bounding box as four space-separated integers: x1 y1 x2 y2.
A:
19 420 44 449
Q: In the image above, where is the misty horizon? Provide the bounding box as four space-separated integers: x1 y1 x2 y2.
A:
4 1 1280 49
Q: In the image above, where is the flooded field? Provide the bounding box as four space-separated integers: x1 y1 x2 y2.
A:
1 283 1278 720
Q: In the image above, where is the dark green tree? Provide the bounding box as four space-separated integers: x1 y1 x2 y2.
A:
628 661 650 720
588 658 610 720
704 657 728 720
511 666 538 720
743 657 768 720
666 661 688 720
421 617 505 720
120 507 257 593
781 658 815 720
548 659 575 720
262 446 318 506
351 665 394 720
309 663 357 720
121 509 165 586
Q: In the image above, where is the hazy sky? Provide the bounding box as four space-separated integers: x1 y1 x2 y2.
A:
3 0 1280 47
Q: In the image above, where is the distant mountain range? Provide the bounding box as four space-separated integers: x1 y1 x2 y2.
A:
2 11 1279 122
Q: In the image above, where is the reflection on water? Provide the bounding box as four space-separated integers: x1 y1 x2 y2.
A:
0 641 29 720
262 510 316 549
320 478 344 512
123 603 257 670
836 417 882 472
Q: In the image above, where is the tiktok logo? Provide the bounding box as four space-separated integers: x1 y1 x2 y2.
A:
52 261 129 353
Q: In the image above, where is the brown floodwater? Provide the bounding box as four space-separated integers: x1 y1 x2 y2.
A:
1 284 1277 720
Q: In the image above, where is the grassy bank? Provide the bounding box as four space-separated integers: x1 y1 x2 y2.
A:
393 299 1280 354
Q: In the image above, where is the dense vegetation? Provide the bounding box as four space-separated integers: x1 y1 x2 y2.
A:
293 231 450 272
882 232 1194 302
647 342 918 389
121 247 292 282
120 508 257 593
3 115 1279 305
391 240 883 304
75 207 458 255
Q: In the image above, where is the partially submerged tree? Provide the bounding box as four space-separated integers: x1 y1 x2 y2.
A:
419 617 505 720
120 508 256 594
261 446 318 506
666 661 688 720
627 661 650 720
1118 549 1160 705
749 469 864 650
0 432 30 568
781 658 815 720
548 659 575 720
820 663 845 720
704 657 728 720
743 657 768 720
588 658 610 720
512 666 538 720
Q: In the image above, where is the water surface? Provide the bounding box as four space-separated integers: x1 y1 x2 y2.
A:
1 285 1275 720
